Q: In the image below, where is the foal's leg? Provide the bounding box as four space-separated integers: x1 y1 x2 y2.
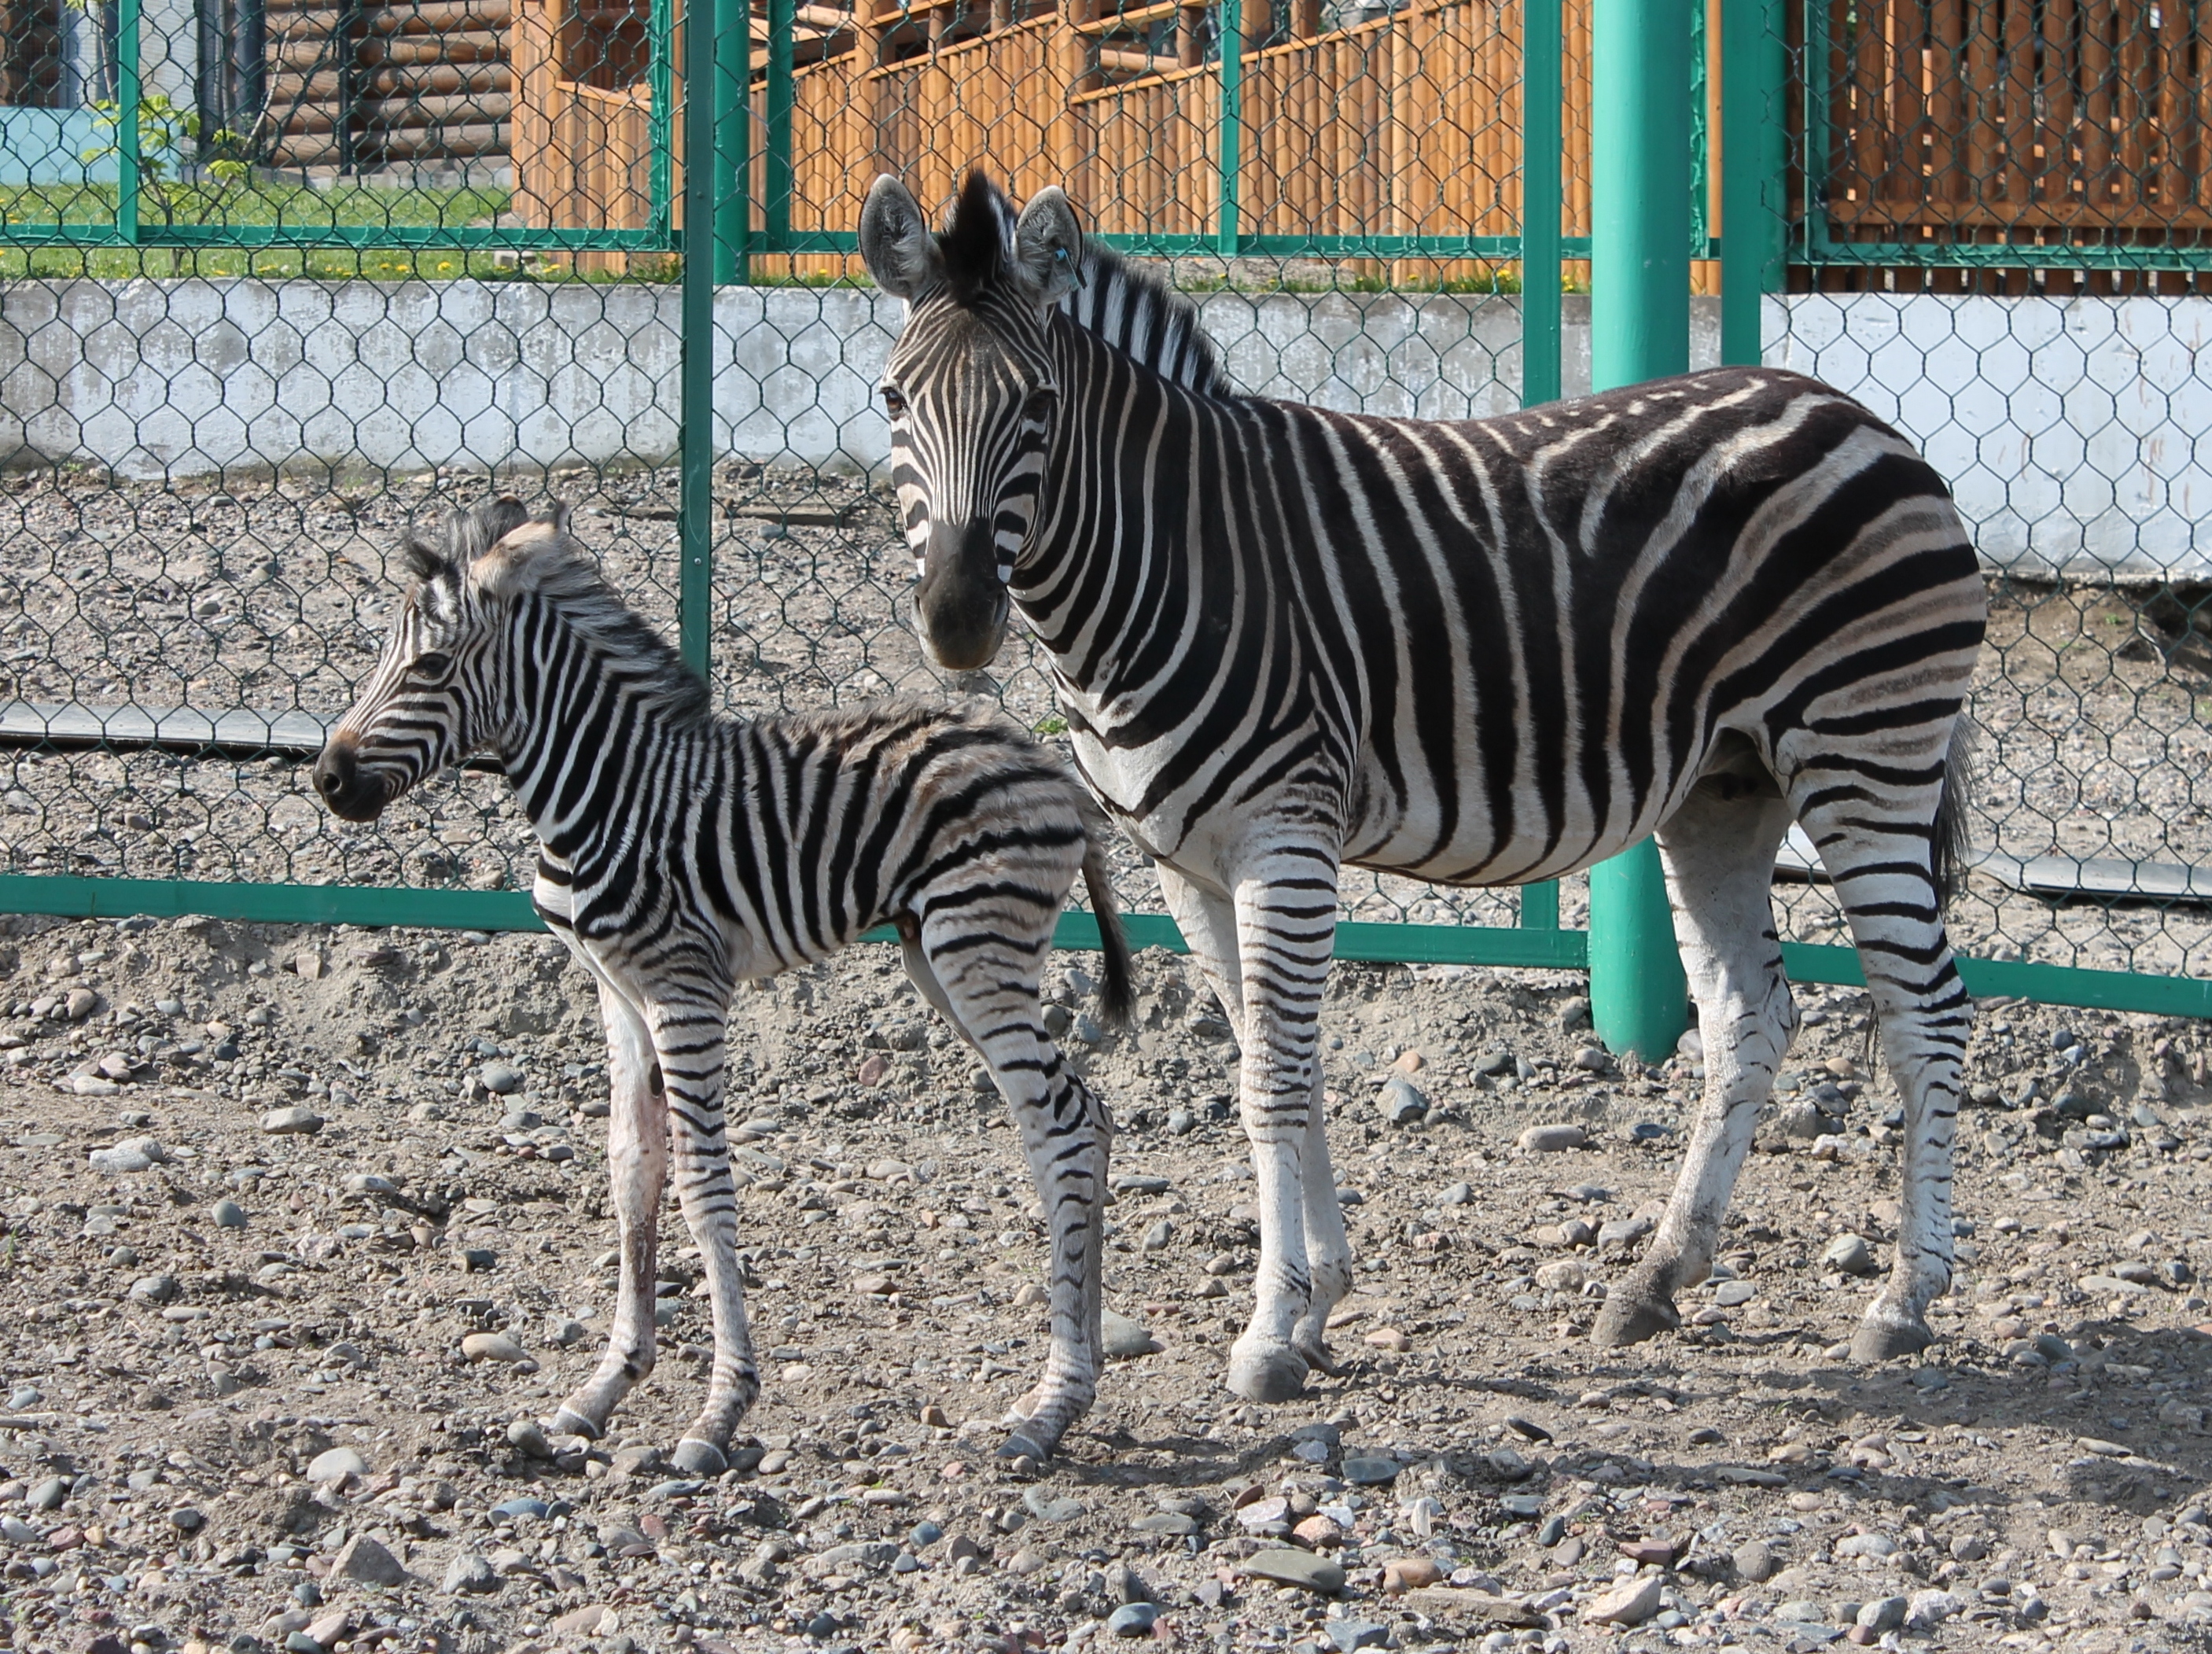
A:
904 914 1109 1461
553 979 667 1439
1596 769 1795 1347
648 991 762 1475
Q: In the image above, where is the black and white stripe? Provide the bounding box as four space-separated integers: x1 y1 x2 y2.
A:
863 172 1987 1394
314 498 1132 1464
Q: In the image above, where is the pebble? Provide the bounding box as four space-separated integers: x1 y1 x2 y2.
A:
1323 1620 1388 1652
1856 1596 1907 1632
1735 1538 1777 1582
481 1063 524 1094
441 1552 499 1594
459 1332 529 1364
1382 1556 1441 1591
1715 1279 1757 1306
1132 1512 1200 1536
1102 1307 1158 1357
1905 1589 1964 1630
1518 1123 1587 1153
127 1273 179 1304
88 1136 164 1173
1378 1074 1429 1127
1240 1548 1346 1594
491 1496 550 1520
261 1107 324 1136
1823 1233 1876 1274
1585 1574 1665 1626
27 1476 68 1510
305 1447 368 1485
550 1606 613 1636
506 1419 553 1459
1597 1214 1654 1247
1835 1531 1898 1559
210 1199 248 1229
1441 1181 1472 1205
1021 1486 1084 1523
167 1506 205 1532
331 1534 408 1586
1340 1455 1400 1485
1105 1604 1160 1638
1570 1046 1610 1073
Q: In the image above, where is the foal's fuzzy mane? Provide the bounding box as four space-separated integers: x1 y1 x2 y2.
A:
409 497 715 727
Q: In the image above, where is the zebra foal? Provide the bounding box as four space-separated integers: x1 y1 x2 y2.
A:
861 172 1986 1400
313 497 1132 1467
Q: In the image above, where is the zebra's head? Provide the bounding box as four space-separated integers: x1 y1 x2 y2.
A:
861 170 1084 672
313 497 560 821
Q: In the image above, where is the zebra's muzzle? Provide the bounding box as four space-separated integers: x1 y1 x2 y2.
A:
311 737 396 823
915 521 1010 672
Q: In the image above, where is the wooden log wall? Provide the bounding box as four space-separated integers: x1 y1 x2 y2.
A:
0 0 64 109
264 0 513 168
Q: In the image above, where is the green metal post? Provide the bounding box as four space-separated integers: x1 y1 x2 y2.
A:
649 0 675 240
713 0 751 283
1217 0 1242 257
1520 0 1561 406
679 0 716 680
1720 0 1786 364
116 0 141 246
1587 0 1692 1059
765 0 794 245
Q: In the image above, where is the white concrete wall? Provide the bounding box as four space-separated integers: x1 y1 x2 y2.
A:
2 277 2206 577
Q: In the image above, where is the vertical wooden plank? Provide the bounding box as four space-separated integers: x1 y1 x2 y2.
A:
2081 0 2114 222
1961 0 1997 219
2117 0 2148 218
2000 0 2030 208
1926 0 1965 223
2152 0 2181 214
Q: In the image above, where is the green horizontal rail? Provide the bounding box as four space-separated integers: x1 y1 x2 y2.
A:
1803 237 2212 274
0 223 677 252
3 872 2203 1018
750 230 1623 263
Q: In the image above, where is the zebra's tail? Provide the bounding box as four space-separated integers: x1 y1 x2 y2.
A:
1932 712 1978 911
1081 830 1135 1028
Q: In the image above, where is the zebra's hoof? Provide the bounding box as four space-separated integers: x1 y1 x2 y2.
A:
1849 1313 1934 1364
996 1431 1049 1464
1227 1341 1309 1404
1591 1291 1679 1348
670 1436 728 1477
550 1407 602 1441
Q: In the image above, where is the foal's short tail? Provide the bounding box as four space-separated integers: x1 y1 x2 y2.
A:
1931 713 1978 911
1079 812 1135 1028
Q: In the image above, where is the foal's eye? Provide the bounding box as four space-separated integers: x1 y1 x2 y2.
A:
413 651 452 679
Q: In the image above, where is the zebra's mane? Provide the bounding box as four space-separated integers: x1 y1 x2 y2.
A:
1062 243 1233 400
408 498 715 728
935 171 1231 400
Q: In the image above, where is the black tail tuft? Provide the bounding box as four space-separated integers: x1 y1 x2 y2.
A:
1080 825 1135 1028
1932 713 1977 910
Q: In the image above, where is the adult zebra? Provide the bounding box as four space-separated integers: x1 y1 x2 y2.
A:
314 497 1132 1466
860 171 1986 1400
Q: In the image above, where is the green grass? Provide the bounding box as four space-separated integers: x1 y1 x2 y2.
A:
0 180 683 282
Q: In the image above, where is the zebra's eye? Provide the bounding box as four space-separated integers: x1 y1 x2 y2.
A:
413 651 452 679
880 386 907 418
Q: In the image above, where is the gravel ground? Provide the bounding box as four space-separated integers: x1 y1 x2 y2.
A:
5 915 2212 1654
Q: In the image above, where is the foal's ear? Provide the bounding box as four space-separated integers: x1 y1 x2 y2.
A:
859 174 946 301
400 534 454 583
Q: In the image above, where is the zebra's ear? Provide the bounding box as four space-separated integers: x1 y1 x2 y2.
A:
400 534 453 584
1012 186 1083 310
860 175 944 300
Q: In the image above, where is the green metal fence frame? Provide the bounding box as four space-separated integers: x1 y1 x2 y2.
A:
3 0 2211 1028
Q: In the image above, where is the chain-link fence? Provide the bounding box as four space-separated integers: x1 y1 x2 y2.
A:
0 0 2205 1014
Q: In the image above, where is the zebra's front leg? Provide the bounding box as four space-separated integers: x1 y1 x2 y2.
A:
650 997 762 1475
1228 856 1340 1402
554 982 666 1441
1291 1067 1352 1375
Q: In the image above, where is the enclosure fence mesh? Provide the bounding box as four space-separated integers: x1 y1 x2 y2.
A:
0 0 2206 1003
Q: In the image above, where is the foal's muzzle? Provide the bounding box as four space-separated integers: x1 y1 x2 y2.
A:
311 737 392 823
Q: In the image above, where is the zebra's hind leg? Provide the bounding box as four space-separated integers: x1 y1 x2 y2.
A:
1595 762 1795 1349
904 917 1108 1462
553 981 668 1442
648 995 763 1475
1797 788 1974 1363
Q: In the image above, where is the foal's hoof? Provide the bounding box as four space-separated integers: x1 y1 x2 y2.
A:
1227 1340 1310 1404
996 1431 1050 1464
549 1407 602 1441
1849 1311 1934 1365
669 1436 728 1477
1592 1290 1680 1349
